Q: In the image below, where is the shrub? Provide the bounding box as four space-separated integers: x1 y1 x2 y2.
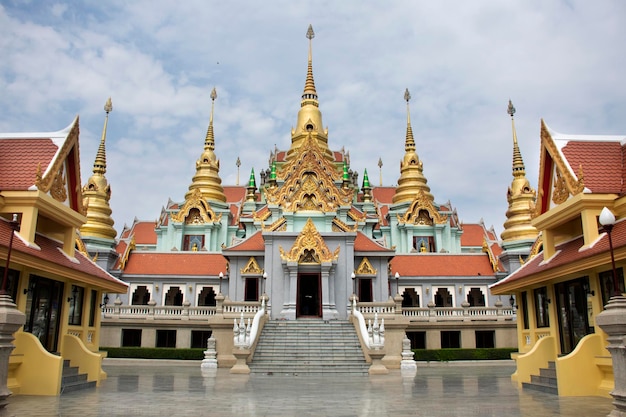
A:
412 348 517 362
101 347 205 360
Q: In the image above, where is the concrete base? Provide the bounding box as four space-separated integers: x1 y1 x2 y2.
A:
368 350 388 375
230 349 251 374
0 294 25 408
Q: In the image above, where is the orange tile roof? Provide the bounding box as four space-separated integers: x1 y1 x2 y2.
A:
391 254 496 277
372 187 396 204
224 186 246 203
225 231 265 251
562 141 624 194
130 221 157 245
492 220 626 292
0 138 58 190
460 224 486 247
354 232 393 252
123 252 228 275
0 218 127 291
276 151 286 162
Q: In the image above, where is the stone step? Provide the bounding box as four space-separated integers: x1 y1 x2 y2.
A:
61 360 96 394
522 361 558 395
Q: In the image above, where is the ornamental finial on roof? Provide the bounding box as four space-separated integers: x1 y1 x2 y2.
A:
211 87 217 101
306 24 315 40
507 99 516 117
104 97 112 114
404 88 411 103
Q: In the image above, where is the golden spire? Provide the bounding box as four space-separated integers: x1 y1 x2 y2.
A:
392 89 434 204
184 88 226 203
80 97 117 241
501 100 538 244
286 24 332 161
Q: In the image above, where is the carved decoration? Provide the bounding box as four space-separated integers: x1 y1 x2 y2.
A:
482 239 500 273
50 166 68 202
241 257 263 275
265 133 353 213
397 189 447 225
332 217 357 232
348 209 367 223
119 236 136 270
356 257 377 275
170 188 222 224
279 218 340 264
253 209 271 222
263 217 287 232
552 169 568 204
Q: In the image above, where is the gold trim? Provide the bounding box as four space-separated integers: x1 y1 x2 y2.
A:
119 236 136 270
170 188 222 223
347 209 366 223
263 217 287 231
482 239 500 273
50 165 68 203
332 217 357 232
397 190 447 225
241 257 263 274
279 218 340 264
552 169 568 204
356 257 377 275
253 209 271 222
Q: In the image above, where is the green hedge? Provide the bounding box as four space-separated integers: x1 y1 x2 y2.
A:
101 347 205 360
412 348 517 362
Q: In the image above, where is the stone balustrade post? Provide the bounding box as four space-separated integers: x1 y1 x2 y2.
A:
427 301 436 321
182 301 190 320
147 299 156 320
113 296 122 316
495 299 504 321
0 294 26 408
215 293 225 314
461 301 470 322
394 293 403 315
596 295 626 417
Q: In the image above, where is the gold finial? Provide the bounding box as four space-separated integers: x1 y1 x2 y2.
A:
205 88 217 149
104 97 112 114
236 156 241 186
507 99 516 117
404 88 411 103
306 24 315 40
211 87 217 101
378 157 383 186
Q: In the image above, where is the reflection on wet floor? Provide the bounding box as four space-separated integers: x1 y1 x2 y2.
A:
4 361 614 417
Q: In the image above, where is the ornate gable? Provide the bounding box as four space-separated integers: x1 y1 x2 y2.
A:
355 257 377 275
170 188 222 224
397 189 447 225
279 218 340 264
241 257 263 274
265 133 353 212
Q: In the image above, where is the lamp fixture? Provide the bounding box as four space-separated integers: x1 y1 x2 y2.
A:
100 293 110 308
600 207 621 297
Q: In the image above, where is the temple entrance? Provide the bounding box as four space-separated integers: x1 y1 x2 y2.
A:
24 275 64 352
297 273 321 318
555 277 592 354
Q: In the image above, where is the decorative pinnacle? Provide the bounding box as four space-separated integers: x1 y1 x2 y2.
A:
205 88 217 149
306 24 315 40
404 88 411 103
211 87 217 101
104 97 113 114
302 25 318 101
404 88 415 151
507 99 516 117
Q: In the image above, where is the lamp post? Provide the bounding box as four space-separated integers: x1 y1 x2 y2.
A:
351 272 356 296
262 272 267 296
218 272 224 295
1 215 19 297
596 206 626 416
395 272 400 296
600 207 620 296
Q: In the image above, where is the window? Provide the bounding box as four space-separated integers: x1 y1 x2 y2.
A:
434 288 453 307
413 236 435 253
183 234 204 251
534 286 550 328
475 330 495 348
600 267 625 307
197 287 217 306
191 330 213 348
402 288 420 307
156 330 176 348
122 329 142 347
164 286 183 306
406 331 426 349
132 286 151 305
467 288 485 307
68 285 85 326
441 331 460 348
521 291 529 330
88 289 97 327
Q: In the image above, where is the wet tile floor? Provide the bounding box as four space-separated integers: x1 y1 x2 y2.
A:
3 360 614 417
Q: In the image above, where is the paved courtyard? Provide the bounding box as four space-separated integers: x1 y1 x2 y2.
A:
3 360 614 417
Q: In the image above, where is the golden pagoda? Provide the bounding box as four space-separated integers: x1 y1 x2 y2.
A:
80 97 117 240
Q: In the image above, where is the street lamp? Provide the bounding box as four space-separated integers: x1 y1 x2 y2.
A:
600 207 620 297
1 214 20 298
395 272 400 295
351 272 356 295
218 272 224 295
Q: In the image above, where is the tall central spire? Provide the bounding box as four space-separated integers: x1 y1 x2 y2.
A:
286 24 332 160
392 89 434 204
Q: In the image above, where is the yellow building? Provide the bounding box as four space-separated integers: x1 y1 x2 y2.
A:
0 116 128 395
491 119 626 397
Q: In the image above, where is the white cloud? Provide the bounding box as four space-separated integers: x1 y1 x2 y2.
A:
1 1 625 237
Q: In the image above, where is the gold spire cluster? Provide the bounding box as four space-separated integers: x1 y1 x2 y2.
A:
286 24 333 161
184 87 227 203
392 89 434 204
501 100 538 243
80 97 117 240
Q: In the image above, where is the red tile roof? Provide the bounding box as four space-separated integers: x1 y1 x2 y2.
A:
276 151 286 162
391 254 496 277
130 221 157 245
372 187 396 204
224 231 265 251
354 232 393 252
0 139 58 190
0 218 127 291
123 252 227 275
562 141 624 194
460 224 486 247
224 186 246 203
491 220 626 292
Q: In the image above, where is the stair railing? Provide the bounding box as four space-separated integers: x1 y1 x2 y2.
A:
234 297 266 349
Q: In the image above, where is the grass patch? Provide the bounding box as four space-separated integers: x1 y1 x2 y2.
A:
412 348 517 362
101 347 205 360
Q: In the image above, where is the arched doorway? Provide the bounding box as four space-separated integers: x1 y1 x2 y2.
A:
297 273 321 318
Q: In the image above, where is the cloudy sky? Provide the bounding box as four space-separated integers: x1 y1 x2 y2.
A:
1 1 625 237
